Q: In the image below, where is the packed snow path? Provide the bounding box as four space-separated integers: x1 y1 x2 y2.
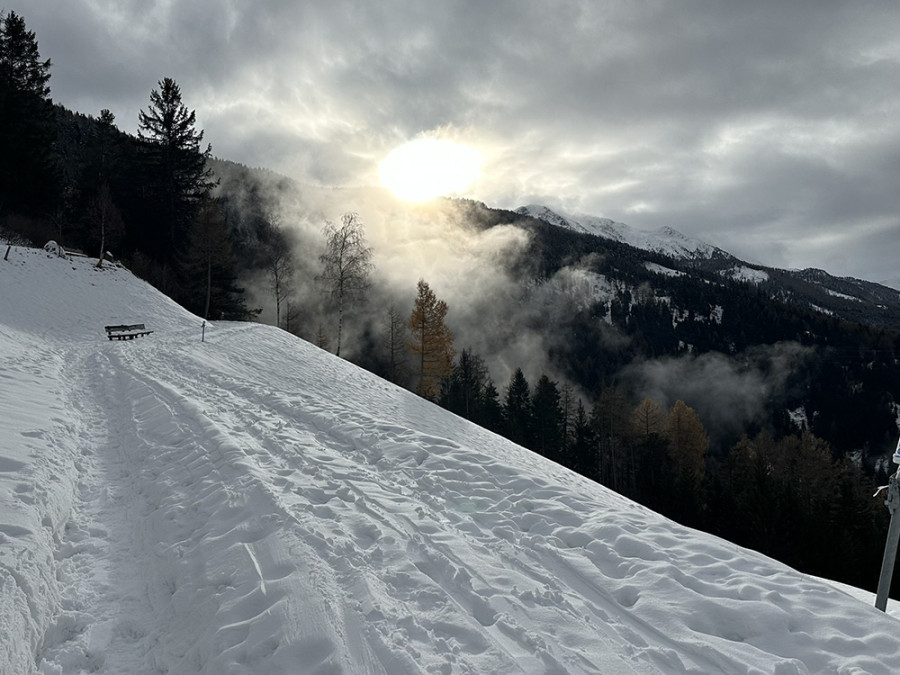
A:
2 246 900 674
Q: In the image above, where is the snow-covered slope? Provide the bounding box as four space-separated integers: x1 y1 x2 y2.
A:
2 245 900 674
517 205 730 261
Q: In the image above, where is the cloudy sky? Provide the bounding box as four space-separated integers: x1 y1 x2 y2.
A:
22 0 900 287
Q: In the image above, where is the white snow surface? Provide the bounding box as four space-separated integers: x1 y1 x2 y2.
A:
643 262 685 278
518 206 725 261
2 245 900 675
722 266 770 285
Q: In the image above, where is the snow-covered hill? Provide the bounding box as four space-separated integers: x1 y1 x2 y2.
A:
2 244 900 674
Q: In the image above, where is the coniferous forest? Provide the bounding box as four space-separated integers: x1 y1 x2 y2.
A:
4 10 900 598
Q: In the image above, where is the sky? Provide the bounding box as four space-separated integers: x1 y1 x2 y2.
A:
20 0 900 288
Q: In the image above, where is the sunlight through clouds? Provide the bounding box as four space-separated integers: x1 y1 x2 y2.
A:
379 138 482 201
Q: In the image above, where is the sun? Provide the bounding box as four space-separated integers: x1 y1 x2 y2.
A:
379 138 481 201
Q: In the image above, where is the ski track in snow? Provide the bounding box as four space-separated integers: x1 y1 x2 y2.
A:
2 245 900 674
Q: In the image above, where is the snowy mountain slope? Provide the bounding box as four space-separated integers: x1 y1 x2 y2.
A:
515 204 900 329
516 205 731 261
2 245 900 674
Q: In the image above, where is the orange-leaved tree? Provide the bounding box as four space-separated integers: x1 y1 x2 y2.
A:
406 279 455 399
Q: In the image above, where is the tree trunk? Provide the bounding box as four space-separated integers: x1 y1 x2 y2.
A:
203 249 212 320
96 213 105 269
419 318 426 396
275 278 281 328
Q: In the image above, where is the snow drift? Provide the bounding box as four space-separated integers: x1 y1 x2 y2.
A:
1 244 899 674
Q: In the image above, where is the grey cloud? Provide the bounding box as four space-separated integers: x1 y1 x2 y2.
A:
20 0 900 287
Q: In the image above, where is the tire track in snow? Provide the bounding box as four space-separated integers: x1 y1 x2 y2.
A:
124 337 529 673
96 344 386 674
131 327 659 674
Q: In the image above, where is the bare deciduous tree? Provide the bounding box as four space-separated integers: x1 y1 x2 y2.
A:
265 240 294 329
317 212 374 357
90 183 124 268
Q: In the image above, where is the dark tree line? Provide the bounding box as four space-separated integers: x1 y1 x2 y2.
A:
0 10 59 218
0 11 254 320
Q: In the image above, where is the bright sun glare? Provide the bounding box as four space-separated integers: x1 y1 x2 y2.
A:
379 138 481 201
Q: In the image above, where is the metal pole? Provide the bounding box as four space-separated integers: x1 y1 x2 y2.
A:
875 436 900 612
876 471 900 611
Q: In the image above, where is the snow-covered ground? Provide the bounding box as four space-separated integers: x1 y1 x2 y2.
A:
722 266 770 285
2 244 900 674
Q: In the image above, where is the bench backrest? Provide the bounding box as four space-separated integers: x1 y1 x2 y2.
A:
105 324 145 332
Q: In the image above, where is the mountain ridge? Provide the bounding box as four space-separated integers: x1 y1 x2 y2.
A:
514 202 900 330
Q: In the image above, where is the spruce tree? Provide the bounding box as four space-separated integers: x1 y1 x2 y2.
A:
441 347 488 420
137 77 215 262
569 400 597 477
532 374 564 459
504 368 532 447
0 10 58 215
478 379 505 433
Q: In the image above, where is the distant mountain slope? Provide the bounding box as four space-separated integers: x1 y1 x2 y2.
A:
517 204 900 330
3 244 900 674
516 204 734 261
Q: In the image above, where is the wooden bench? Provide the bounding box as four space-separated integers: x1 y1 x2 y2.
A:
105 324 154 341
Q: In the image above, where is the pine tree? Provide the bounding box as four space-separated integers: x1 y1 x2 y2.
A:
441 347 488 420
569 400 596 476
478 378 505 433
318 212 373 356
532 374 564 459
137 77 215 262
504 368 532 447
406 279 455 399
0 10 58 215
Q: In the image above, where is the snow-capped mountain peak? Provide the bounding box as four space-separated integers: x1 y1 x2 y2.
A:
517 204 731 261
